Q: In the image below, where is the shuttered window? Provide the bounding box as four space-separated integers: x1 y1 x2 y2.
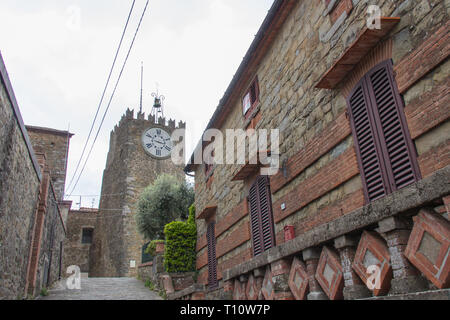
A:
347 60 420 203
248 175 276 257
206 221 218 290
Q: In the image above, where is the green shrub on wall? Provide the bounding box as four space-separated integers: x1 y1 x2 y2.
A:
163 205 197 273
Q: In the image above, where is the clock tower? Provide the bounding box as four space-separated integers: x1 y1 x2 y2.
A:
89 107 185 277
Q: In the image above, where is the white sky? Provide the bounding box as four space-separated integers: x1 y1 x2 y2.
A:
0 0 273 209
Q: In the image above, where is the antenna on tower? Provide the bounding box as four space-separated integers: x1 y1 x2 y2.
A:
139 62 144 114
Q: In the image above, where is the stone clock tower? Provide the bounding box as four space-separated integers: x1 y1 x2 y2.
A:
89 108 185 277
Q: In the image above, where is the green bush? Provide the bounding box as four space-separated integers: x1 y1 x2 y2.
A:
40 288 49 297
187 204 195 225
163 204 197 273
144 279 155 291
145 239 165 256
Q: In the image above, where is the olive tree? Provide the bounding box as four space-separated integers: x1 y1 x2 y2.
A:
135 174 194 240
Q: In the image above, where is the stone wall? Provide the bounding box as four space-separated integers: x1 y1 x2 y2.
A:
191 0 449 298
137 262 154 283
138 254 196 300
89 110 186 277
32 173 66 295
0 53 71 299
0 54 41 300
63 208 98 274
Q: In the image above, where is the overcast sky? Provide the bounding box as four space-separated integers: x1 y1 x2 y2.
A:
0 0 273 209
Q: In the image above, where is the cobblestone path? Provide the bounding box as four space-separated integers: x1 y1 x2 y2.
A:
39 277 162 300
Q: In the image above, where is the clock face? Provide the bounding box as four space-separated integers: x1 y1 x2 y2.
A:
141 127 172 159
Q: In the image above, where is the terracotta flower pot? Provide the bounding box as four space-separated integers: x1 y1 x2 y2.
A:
155 242 165 254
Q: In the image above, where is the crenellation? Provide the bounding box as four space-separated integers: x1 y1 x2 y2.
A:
125 108 134 119
137 111 145 120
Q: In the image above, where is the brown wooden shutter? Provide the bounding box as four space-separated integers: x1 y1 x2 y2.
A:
207 221 218 289
249 182 262 256
347 80 391 202
366 60 421 190
347 60 420 203
249 175 275 256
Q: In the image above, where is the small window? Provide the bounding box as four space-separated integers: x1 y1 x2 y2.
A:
243 77 260 117
81 228 94 244
205 149 215 176
204 139 216 177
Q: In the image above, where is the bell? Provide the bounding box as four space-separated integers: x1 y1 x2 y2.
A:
153 97 161 109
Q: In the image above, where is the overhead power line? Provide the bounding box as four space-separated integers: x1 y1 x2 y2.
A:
65 192 126 197
67 0 150 197
66 0 136 193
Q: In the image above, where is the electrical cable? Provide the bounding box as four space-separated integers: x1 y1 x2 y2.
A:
65 0 136 193
67 0 150 197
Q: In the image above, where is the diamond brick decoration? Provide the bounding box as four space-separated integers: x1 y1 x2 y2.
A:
261 267 275 300
246 274 263 300
315 246 344 300
405 209 450 289
288 257 309 300
233 279 247 300
353 231 392 296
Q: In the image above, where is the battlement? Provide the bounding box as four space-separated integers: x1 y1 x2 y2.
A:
114 108 186 133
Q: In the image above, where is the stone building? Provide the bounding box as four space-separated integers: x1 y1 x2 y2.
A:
0 52 72 299
26 126 73 203
89 109 186 277
183 0 450 300
63 207 98 274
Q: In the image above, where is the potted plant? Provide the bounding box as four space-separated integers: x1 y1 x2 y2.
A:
146 240 165 256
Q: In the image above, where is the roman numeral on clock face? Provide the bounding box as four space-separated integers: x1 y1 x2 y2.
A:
165 146 171 152
146 143 153 149
156 149 161 156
